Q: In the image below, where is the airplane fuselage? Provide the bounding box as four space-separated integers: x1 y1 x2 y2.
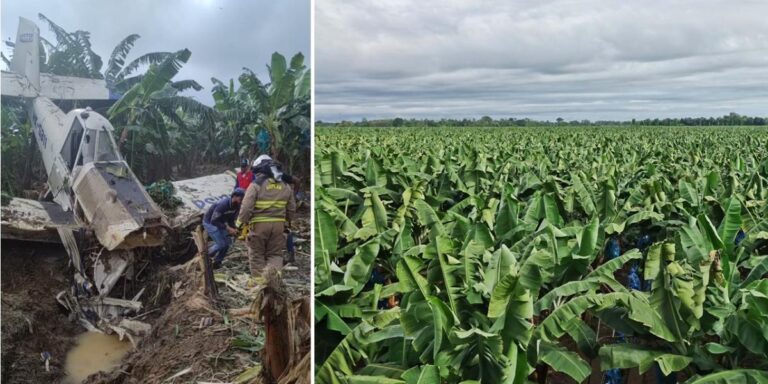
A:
29 97 167 250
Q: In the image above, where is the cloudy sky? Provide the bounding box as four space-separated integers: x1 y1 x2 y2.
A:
2 0 310 106
316 0 768 121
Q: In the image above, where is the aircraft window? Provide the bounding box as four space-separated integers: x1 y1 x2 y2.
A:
95 129 119 161
62 119 84 170
81 131 95 164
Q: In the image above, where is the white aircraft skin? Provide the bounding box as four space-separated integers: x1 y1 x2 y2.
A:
9 17 168 249
1 17 236 337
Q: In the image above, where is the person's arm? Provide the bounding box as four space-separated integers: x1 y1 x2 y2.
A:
202 202 214 224
210 200 230 230
226 205 240 230
224 216 238 235
236 183 259 227
234 174 239 190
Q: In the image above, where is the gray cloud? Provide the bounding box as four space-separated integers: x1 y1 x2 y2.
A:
2 0 310 106
316 0 768 121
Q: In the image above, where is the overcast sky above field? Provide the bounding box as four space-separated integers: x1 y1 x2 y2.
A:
316 0 768 121
1 0 310 106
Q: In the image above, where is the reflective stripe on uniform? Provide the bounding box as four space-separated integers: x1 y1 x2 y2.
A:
254 200 287 209
250 217 286 223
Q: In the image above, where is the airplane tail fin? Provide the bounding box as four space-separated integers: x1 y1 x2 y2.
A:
10 17 41 91
2 17 109 100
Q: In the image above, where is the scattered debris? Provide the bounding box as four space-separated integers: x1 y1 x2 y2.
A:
199 317 214 329
166 366 193 380
2 210 309 384
234 364 263 384
40 351 51 372
76 213 309 384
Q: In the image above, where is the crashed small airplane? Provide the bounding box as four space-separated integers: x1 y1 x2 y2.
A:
1 17 234 342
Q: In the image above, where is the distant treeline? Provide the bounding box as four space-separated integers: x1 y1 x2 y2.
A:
316 113 768 127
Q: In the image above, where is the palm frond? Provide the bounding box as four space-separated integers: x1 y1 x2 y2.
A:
119 51 172 81
113 74 145 93
72 30 103 77
106 34 140 84
155 95 215 122
37 14 103 78
238 68 270 112
38 13 75 49
39 37 55 55
171 79 203 92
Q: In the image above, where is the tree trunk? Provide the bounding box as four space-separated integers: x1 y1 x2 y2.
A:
257 268 311 384
119 126 129 149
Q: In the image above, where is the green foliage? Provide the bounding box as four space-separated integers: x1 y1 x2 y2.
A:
315 126 768 383
107 48 214 181
1 191 12 206
145 180 183 212
37 13 103 78
2 15 310 194
1 103 33 195
318 113 768 128
210 52 310 175
231 330 265 353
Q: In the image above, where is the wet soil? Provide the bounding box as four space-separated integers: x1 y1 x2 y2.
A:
85 211 311 383
1 205 310 384
1 241 82 383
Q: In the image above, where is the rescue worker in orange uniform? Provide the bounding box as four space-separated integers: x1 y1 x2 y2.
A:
236 155 296 276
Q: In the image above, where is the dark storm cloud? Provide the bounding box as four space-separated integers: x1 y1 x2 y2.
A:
2 0 310 105
316 0 768 121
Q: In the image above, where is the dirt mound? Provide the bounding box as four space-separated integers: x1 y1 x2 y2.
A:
1 242 82 383
1 209 310 384
85 264 233 383
85 214 311 383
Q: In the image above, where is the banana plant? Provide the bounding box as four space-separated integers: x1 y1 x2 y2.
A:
597 211 768 380
315 126 768 383
237 52 310 172
107 49 213 180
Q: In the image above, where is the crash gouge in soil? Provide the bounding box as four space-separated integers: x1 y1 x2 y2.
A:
0 17 234 343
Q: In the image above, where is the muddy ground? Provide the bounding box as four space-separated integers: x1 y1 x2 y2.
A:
1 209 310 383
1 241 81 383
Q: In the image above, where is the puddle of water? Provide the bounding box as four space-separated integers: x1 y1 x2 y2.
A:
64 332 132 384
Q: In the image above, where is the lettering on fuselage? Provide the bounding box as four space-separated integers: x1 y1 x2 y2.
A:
193 194 227 210
36 123 47 148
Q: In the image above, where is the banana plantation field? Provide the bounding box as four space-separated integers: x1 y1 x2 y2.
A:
314 126 768 384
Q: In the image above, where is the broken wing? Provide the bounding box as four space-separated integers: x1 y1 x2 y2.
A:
1 197 81 243
169 171 237 228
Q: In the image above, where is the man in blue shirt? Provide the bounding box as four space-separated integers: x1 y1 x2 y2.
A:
203 188 245 268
